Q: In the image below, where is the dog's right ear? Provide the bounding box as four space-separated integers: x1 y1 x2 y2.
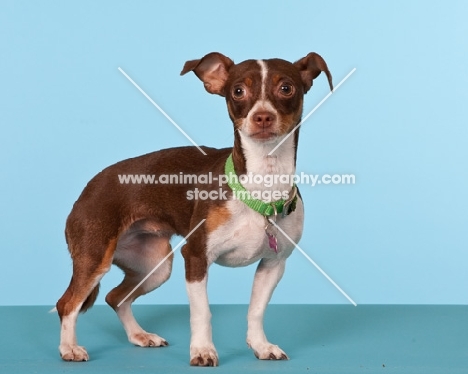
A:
181 52 234 96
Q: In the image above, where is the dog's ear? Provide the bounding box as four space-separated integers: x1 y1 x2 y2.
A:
293 52 333 93
181 52 234 96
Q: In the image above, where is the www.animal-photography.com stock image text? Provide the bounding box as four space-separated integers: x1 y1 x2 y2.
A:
1 1 467 373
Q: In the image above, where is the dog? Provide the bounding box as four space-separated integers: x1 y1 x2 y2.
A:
56 51 333 366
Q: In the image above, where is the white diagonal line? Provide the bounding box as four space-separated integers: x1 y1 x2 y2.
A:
117 219 206 307
271 221 357 306
118 67 207 156
268 68 356 156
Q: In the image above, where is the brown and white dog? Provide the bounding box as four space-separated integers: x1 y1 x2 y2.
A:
56 52 333 366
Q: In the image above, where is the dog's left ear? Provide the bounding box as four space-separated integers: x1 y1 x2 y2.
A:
181 52 234 96
293 52 333 93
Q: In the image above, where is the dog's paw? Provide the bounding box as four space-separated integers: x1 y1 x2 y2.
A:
190 345 219 366
130 332 168 347
59 344 89 362
251 343 289 360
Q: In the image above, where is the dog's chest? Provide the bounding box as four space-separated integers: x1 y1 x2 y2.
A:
207 198 304 267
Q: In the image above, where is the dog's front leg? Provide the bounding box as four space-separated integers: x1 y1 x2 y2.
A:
186 275 218 366
247 258 289 360
183 240 218 367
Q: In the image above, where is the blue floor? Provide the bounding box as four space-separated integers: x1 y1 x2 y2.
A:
0 305 467 373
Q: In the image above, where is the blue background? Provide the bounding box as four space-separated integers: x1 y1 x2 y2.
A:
1 1 467 306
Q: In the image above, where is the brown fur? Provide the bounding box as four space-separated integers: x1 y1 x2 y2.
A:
56 52 333 365
206 206 232 234
57 147 233 316
81 284 100 313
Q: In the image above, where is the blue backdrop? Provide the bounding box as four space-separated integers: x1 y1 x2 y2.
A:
1 1 467 305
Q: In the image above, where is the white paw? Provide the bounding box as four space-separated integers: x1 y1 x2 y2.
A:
59 344 89 362
250 342 289 360
129 332 168 347
190 345 219 366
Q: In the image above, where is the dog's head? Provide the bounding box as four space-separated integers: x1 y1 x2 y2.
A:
181 52 333 144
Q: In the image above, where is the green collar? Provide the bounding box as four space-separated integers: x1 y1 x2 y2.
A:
224 153 297 217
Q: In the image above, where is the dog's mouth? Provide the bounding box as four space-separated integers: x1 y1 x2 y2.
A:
249 130 279 141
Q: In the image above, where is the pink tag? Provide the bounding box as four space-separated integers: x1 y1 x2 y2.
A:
267 233 278 253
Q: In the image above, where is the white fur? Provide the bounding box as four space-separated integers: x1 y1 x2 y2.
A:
244 99 277 129
112 224 172 346
241 61 277 141
209 93 302 264
203 60 305 356
58 274 106 361
186 276 218 364
238 131 296 199
208 197 303 267
257 60 268 100
247 258 289 359
233 61 296 200
205 166 303 360
58 307 89 361
116 301 167 347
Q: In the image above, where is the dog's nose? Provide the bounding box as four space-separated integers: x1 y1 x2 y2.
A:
252 111 276 128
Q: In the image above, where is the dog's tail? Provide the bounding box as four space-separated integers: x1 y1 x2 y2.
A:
80 283 100 313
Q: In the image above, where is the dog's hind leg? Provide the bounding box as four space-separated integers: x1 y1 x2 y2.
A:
105 229 173 348
56 237 116 361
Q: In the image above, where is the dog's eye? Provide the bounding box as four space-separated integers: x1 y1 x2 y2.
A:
232 86 246 99
279 84 294 96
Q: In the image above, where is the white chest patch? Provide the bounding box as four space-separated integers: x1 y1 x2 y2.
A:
206 197 304 267
210 59 304 267
238 131 296 200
